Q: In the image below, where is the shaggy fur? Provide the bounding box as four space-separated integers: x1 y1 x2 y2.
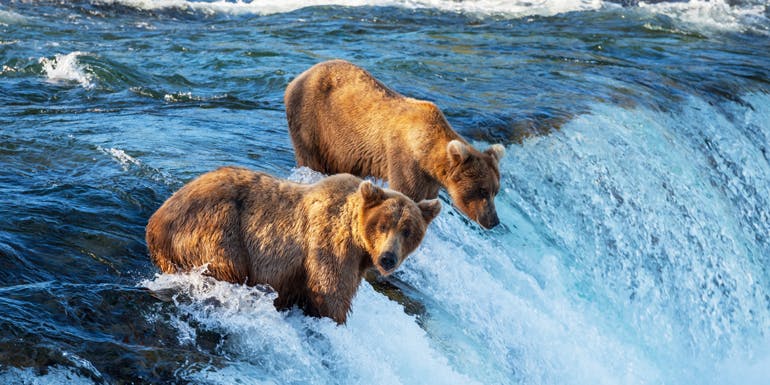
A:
146 166 440 324
285 59 505 229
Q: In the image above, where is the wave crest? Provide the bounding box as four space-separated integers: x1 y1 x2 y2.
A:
90 0 769 35
39 52 95 89
639 0 769 35
94 0 605 17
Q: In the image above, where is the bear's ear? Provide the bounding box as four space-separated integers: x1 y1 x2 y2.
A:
485 144 505 162
417 199 441 223
447 140 469 165
359 181 385 207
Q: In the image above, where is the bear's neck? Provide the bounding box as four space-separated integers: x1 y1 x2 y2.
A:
422 134 464 187
333 196 370 271
399 99 465 187
332 198 372 298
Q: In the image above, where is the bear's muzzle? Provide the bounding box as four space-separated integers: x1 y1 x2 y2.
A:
378 251 398 274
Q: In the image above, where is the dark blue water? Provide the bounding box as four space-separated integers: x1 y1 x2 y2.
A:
1 1 770 383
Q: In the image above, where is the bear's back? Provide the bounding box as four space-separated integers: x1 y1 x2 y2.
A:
285 60 459 186
146 167 307 281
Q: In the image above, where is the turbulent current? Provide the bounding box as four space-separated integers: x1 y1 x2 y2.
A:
1 1 769 384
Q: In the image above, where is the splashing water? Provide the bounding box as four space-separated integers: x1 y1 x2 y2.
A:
639 0 770 34
38 52 95 89
141 268 478 385
89 0 770 33
94 0 605 17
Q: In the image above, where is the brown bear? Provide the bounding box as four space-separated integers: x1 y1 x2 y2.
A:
145 166 440 324
284 59 505 229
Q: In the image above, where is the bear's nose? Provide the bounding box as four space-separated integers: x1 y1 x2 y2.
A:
379 252 397 272
488 214 500 228
481 212 500 229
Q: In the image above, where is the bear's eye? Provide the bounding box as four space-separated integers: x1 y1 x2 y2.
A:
402 228 411 238
379 223 388 233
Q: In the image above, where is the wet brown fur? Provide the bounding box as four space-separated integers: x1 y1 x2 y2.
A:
285 59 505 228
146 166 440 324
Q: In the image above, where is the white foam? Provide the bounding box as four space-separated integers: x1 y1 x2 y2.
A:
713 343 770 385
0 9 27 25
141 269 478 384
93 0 770 35
91 0 770 33
95 0 372 16
410 0 605 17
96 0 606 18
639 0 769 35
287 165 326 184
98 146 141 170
38 52 94 89
163 91 195 102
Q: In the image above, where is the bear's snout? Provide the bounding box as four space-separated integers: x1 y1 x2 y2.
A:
481 213 499 229
378 251 398 273
479 205 500 229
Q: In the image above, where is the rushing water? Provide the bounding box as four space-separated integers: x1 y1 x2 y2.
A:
1 1 770 384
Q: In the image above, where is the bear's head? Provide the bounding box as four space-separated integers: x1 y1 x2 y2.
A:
445 140 505 229
358 181 441 276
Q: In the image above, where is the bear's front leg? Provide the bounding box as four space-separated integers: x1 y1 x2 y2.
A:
307 290 349 324
304 252 356 324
